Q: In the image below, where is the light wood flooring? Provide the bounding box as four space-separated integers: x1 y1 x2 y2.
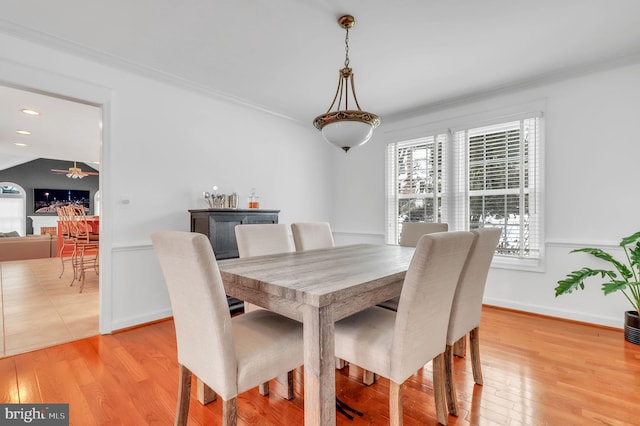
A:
0 257 99 357
1 306 639 425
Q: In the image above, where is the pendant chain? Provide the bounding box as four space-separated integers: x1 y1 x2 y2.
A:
344 28 350 68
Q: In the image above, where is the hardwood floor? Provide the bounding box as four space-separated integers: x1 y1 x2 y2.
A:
0 257 99 357
1 306 638 425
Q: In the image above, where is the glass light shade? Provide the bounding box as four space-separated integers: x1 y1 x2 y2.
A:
321 120 375 152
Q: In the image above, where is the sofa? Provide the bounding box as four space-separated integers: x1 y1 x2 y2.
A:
0 232 58 262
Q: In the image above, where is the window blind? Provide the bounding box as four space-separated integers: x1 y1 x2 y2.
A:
386 135 446 244
386 113 543 267
0 197 25 235
452 117 541 260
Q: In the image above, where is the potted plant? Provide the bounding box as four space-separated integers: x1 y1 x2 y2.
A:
555 231 640 345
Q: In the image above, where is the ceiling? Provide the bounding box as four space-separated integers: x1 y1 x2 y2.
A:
2 0 640 168
0 85 101 171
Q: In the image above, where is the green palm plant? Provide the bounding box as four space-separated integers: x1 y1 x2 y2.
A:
555 231 640 316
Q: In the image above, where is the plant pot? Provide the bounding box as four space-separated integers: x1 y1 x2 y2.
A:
624 311 640 345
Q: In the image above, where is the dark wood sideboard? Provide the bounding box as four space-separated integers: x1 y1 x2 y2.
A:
188 208 280 314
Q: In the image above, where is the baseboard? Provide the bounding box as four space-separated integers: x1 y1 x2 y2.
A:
109 307 173 333
483 297 624 329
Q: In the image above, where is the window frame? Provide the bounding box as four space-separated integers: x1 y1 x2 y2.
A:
386 109 545 271
0 182 27 236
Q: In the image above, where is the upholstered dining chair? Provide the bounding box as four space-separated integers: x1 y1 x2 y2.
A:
444 227 501 416
376 222 449 327
334 231 474 425
235 223 293 258
378 222 449 308
291 222 348 370
367 222 449 385
151 231 303 426
399 222 449 247
234 223 296 398
291 222 335 251
235 223 294 313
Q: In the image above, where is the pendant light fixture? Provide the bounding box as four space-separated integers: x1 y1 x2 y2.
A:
313 15 381 153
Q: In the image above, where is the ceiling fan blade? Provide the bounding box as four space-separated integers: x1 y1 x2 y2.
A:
51 169 69 173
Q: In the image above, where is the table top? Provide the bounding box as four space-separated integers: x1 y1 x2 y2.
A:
217 244 415 319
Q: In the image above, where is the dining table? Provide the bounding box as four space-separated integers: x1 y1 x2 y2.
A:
213 243 416 426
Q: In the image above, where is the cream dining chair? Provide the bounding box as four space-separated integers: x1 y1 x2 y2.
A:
235 223 294 313
291 222 348 372
151 231 303 426
444 227 501 416
334 231 474 425
375 222 449 329
368 222 449 385
234 223 297 399
291 222 335 251
399 222 449 247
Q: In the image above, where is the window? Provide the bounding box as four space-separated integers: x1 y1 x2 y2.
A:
0 183 26 236
386 113 543 269
386 135 445 243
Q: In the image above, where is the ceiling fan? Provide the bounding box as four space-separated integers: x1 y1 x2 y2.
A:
51 161 99 179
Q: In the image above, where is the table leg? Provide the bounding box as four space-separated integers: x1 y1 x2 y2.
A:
303 304 336 426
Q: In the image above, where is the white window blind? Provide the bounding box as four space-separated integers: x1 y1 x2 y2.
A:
386 135 446 244
452 117 542 262
0 184 26 235
386 113 543 268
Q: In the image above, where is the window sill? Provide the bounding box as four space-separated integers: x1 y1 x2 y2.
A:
491 255 545 273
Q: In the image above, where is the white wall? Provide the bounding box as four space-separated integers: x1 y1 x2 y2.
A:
332 61 640 328
1 32 334 332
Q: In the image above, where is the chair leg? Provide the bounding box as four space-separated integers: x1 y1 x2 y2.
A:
79 249 86 293
389 380 403 426
175 364 192 426
286 371 294 400
259 382 269 396
444 345 459 416
58 242 67 278
433 353 449 425
267 371 295 400
363 369 376 385
453 335 466 358
69 245 79 286
222 397 238 426
469 327 483 385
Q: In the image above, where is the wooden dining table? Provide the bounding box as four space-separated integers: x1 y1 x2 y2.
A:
215 243 415 426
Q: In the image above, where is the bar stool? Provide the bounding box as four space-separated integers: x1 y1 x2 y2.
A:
66 205 99 292
56 206 75 279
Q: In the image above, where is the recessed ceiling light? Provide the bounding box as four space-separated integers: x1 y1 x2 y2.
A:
16 129 31 135
20 108 40 116
14 142 28 147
